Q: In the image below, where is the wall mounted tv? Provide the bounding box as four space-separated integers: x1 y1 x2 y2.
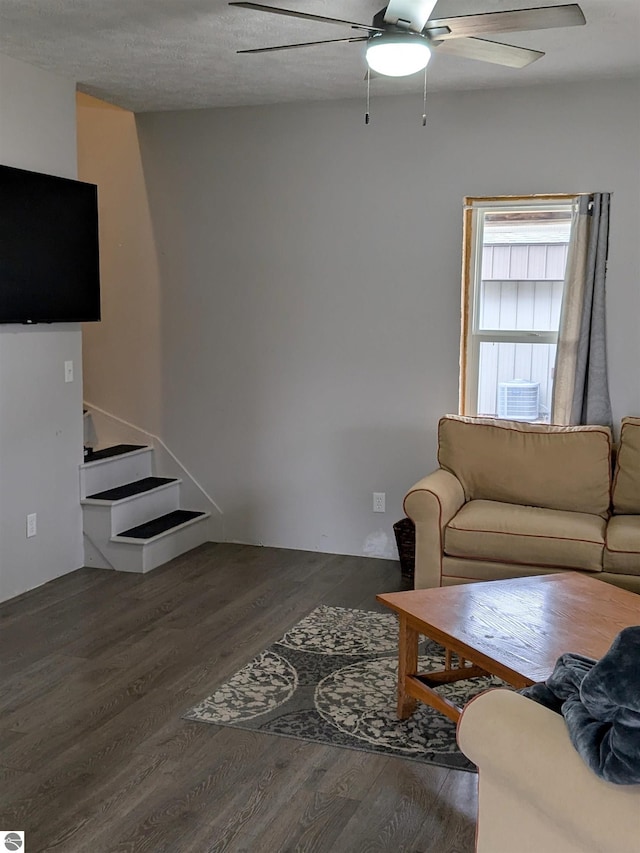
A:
0 164 100 324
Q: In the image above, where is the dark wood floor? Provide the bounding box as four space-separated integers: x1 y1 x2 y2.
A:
0 543 477 852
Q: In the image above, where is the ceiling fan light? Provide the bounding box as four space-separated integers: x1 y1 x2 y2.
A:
366 34 431 77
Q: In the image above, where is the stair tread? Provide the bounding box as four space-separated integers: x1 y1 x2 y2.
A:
84 444 147 462
87 477 177 502
116 510 207 540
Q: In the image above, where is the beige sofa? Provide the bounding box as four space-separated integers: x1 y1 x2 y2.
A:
404 415 640 592
457 689 640 853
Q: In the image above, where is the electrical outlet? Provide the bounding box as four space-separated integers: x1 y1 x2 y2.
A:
373 492 386 513
26 513 37 538
64 360 74 383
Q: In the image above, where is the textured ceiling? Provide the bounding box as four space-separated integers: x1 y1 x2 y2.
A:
0 0 639 112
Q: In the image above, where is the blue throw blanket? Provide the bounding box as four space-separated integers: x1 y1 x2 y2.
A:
520 626 640 785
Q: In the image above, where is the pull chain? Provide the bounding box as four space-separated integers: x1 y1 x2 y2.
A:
422 65 428 126
365 68 371 125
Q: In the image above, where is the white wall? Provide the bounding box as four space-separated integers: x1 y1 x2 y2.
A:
0 53 84 601
90 77 639 559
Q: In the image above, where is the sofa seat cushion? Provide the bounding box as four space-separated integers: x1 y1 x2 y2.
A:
444 500 606 572
604 516 640 575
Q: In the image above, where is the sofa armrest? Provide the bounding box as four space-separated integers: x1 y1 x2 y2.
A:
457 689 640 853
403 469 465 588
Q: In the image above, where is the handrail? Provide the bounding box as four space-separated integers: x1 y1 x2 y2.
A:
83 400 224 520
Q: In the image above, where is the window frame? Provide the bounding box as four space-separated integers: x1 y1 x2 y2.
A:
460 194 579 418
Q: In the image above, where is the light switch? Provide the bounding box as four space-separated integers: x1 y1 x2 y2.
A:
64 360 73 383
27 513 37 538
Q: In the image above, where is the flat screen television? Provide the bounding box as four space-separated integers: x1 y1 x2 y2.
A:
0 164 101 324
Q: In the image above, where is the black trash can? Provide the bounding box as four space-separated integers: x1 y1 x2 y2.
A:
393 517 415 584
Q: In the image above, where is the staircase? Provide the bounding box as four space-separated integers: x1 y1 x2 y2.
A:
80 443 211 573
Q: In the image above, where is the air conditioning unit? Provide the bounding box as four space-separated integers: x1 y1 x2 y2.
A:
497 380 540 421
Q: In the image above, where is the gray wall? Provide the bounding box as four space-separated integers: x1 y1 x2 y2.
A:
0 53 84 601
98 77 639 558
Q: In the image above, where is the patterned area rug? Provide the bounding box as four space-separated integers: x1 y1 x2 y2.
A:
184 605 504 771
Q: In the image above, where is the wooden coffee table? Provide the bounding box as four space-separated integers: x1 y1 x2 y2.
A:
376 573 640 723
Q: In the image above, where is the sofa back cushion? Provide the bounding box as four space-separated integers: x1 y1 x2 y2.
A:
612 417 640 514
438 415 612 518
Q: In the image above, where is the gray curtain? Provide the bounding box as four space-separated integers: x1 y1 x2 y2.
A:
551 193 613 427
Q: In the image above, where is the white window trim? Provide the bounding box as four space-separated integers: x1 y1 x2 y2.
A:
460 195 579 417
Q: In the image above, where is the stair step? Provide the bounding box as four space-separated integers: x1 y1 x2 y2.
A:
84 444 147 463
80 445 153 500
115 510 207 542
86 477 177 502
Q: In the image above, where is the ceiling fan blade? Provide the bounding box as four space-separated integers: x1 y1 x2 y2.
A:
425 3 586 40
434 37 544 68
238 36 368 54
383 0 437 33
229 3 382 33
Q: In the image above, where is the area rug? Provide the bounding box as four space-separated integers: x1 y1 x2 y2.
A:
183 605 505 771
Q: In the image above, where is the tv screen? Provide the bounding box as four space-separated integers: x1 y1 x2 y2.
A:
0 164 100 323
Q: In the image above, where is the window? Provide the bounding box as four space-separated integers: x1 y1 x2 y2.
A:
461 196 577 423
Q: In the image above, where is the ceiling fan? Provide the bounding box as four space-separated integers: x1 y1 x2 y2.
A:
229 1 586 78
